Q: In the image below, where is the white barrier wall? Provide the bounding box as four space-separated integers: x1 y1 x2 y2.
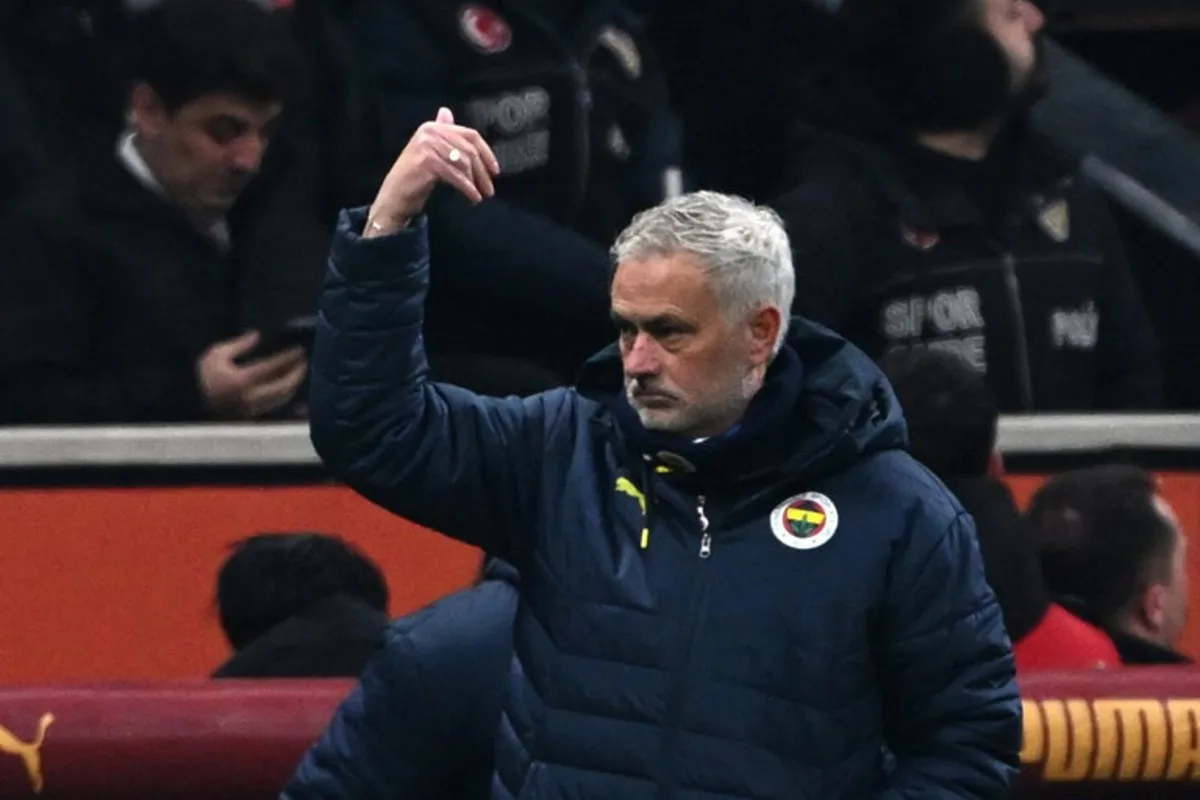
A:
0 415 1199 467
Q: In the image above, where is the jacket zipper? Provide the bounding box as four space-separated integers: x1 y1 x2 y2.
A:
657 494 714 800
697 494 712 558
505 8 595 225
1000 252 1035 409
567 61 592 224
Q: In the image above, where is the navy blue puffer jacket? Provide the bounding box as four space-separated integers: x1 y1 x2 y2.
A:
282 559 517 799
309 209 1021 799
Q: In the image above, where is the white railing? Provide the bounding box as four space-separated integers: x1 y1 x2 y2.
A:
0 415 1198 468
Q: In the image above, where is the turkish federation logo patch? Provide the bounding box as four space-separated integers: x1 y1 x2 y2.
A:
458 5 512 55
901 224 939 252
770 492 839 550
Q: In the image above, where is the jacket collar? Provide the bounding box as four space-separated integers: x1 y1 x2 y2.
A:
1108 631 1192 666
114 132 231 250
576 316 907 487
791 118 1078 230
894 126 1078 230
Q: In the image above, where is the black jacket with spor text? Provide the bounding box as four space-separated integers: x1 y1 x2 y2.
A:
773 125 1161 411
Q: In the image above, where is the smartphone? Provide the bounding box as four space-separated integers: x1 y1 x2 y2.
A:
236 316 317 365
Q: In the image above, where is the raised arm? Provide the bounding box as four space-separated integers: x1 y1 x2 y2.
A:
308 110 579 562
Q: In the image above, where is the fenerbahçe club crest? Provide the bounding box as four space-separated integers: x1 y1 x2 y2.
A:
770 492 839 550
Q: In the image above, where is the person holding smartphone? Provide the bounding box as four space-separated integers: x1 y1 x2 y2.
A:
0 0 322 424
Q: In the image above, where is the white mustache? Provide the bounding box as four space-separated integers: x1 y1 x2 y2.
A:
627 380 675 400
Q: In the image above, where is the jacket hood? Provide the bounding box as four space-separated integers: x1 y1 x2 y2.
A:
212 594 390 679
1106 630 1192 666
481 556 520 587
576 316 907 482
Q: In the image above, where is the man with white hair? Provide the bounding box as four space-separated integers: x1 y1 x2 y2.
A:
308 109 1021 799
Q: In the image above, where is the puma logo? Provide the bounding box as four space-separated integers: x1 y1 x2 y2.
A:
0 713 54 794
615 476 651 549
615 476 646 515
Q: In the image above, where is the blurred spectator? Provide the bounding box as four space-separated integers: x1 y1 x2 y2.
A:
344 0 682 382
881 347 1119 671
213 532 390 678
0 0 327 424
1027 465 1192 665
283 557 517 799
773 0 1161 411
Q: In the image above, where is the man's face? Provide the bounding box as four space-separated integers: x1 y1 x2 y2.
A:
132 87 281 215
610 254 778 439
1153 494 1190 648
980 0 1048 100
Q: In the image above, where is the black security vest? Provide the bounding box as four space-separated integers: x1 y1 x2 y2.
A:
406 0 667 244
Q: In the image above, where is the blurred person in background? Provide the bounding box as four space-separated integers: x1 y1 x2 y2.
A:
772 0 1160 412
342 0 683 384
882 347 1119 672
283 557 517 799
1027 465 1192 665
0 0 328 424
213 532 391 679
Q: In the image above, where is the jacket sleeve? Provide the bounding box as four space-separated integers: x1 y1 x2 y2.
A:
872 508 1022 799
0 212 205 424
770 183 870 331
1091 196 1162 409
281 624 444 799
282 582 515 800
309 209 576 561
230 110 335 330
348 0 614 338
